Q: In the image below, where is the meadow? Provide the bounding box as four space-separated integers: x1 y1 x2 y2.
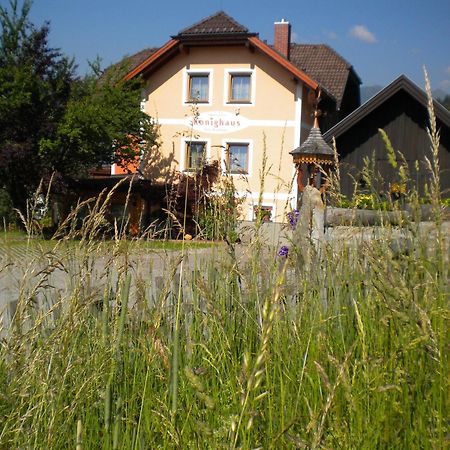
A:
0 198 448 450
0 81 448 449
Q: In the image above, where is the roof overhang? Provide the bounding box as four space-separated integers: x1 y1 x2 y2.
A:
290 153 335 165
247 37 318 90
124 36 319 91
173 30 257 43
124 39 180 81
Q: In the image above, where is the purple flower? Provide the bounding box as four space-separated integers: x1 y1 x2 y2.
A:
287 209 300 230
278 245 289 257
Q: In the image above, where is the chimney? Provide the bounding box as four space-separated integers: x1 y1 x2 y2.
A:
274 19 291 59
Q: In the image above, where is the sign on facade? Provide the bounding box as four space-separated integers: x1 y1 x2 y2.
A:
189 111 249 134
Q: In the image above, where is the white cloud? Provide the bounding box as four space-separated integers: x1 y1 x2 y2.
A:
291 31 300 43
324 30 338 40
446 66 450 75
349 25 377 43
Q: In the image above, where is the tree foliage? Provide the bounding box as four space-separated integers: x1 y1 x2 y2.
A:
40 60 154 178
0 0 156 210
0 0 74 207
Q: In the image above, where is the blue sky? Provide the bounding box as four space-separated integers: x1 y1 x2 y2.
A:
26 0 450 94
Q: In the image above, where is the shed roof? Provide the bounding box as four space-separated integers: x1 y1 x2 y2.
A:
323 75 450 141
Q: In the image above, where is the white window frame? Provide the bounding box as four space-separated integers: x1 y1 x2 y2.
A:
183 68 213 105
180 137 211 172
221 138 253 176
224 68 255 106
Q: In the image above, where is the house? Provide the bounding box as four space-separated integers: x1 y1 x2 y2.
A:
79 12 359 234
323 75 450 198
111 11 361 227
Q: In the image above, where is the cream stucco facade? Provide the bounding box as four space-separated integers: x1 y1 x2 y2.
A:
140 45 315 222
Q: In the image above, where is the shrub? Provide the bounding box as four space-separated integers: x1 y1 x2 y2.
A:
0 188 14 226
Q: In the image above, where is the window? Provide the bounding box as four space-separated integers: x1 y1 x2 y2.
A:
188 74 209 102
229 73 251 102
253 205 273 222
186 141 206 170
184 69 213 104
226 143 249 174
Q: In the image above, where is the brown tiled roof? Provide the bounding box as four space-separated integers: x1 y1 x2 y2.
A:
107 47 157 77
290 44 360 108
121 14 357 100
249 37 317 90
101 47 158 83
174 11 253 37
124 37 317 90
124 41 178 80
125 47 158 70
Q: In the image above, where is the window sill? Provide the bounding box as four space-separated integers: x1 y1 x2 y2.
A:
226 100 252 105
222 171 249 176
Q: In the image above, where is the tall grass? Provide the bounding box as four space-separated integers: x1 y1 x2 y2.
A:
0 79 448 449
1 222 447 449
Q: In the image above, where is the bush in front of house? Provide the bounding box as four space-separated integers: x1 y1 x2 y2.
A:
0 188 14 228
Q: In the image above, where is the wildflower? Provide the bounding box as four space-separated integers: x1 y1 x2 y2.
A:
390 183 406 199
287 209 300 230
278 245 289 257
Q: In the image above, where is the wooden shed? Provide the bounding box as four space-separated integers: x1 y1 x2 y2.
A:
323 75 450 198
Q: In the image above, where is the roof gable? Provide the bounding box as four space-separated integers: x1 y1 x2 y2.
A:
124 13 318 90
174 11 252 37
323 75 450 140
124 37 319 90
120 13 361 102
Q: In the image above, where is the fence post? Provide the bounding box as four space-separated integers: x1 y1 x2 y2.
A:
294 185 327 308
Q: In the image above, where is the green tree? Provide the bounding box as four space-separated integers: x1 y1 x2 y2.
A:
0 0 156 212
40 60 155 179
0 0 74 208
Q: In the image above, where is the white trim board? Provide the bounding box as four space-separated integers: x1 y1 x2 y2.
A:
158 118 295 128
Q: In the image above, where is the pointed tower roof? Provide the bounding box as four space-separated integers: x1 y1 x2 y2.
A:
174 11 256 38
290 115 335 165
